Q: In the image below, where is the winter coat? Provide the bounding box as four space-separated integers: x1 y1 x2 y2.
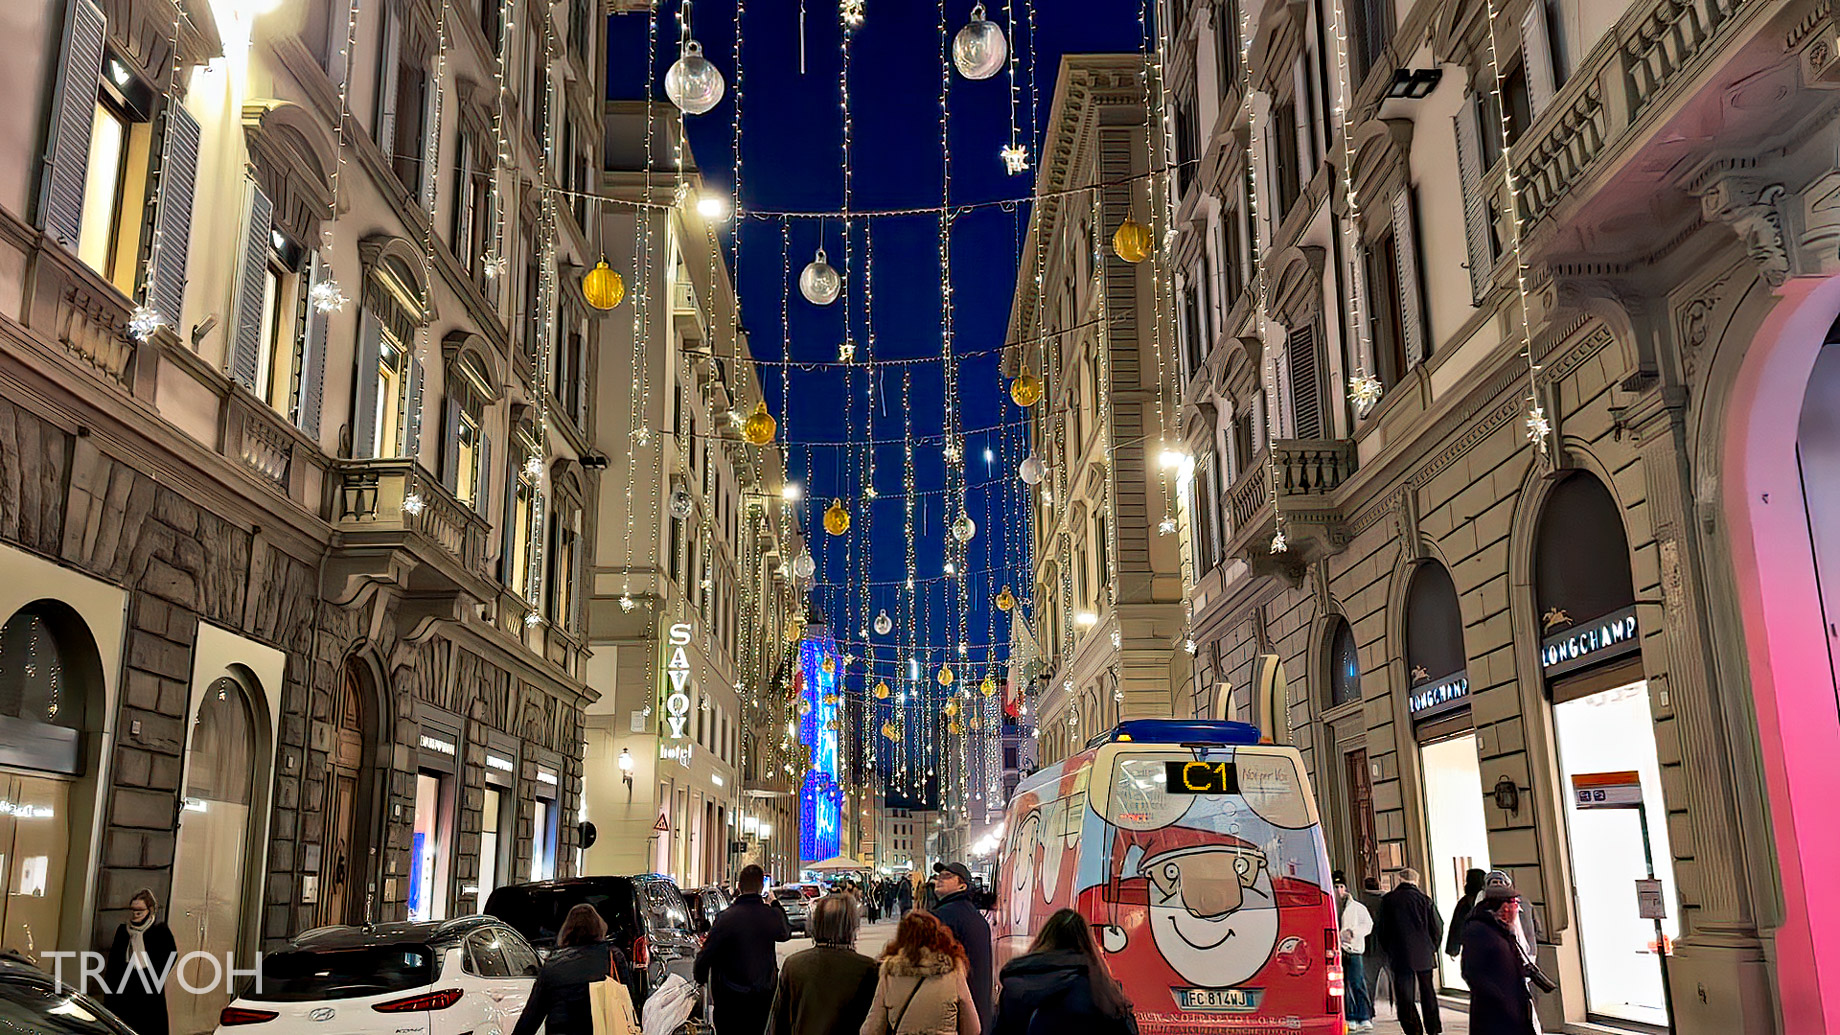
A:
770 945 880 1035
1447 892 1480 956
103 921 177 1035
990 950 1137 1035
1338 897 1375 956
510 942 628 1035
696 895 793 995
1377 881 1444 973
1460 913 1537 1035
930 891 993 1031
859 949 979 1035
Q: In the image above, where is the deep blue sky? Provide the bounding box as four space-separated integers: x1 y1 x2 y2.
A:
608 2 1148 802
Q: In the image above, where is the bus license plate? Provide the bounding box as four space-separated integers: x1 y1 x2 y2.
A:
1174 987 1263 1012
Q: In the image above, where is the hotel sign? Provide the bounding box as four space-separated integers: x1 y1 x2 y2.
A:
1540 606 1639 678
664 622 694 739
1408 671 1470 722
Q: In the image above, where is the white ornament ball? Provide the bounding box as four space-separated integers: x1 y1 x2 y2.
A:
874 610 893 636
1019 455 1046 485
665 40 726 115
799 248 841 306
793 551 817 579
669 488 694 520
952 513 977 543
952 3 1008 80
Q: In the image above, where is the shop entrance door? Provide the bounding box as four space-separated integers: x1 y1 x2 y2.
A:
0 773 70 959
1344 748 1378 886
1419 732 1489 992
319 665 366 926
172 678 259 1035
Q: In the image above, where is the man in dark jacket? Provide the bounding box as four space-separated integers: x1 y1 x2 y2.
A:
1359 876 1389 1003
930 861 993 1033
696 865 792 1035
1377 867 1444 1035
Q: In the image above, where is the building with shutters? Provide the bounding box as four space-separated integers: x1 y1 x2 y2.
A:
1161 0 1840 1031
1005 56 1189 771
0 0 609 1016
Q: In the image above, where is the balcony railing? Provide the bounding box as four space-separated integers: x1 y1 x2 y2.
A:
330 457 491 582
1222 439 1358 567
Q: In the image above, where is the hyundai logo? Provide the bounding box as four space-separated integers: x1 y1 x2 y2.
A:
308 1007 336 1022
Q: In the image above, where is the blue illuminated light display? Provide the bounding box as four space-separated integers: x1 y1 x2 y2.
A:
798 631 844 863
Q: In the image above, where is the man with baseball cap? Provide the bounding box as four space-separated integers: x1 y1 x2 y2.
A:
930 861 992 1032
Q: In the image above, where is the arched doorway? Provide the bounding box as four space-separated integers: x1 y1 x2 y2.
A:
1402 561 1486 992
0 601 102 960
1321 615 1377 888
318 660 378 926
171 674 262 1035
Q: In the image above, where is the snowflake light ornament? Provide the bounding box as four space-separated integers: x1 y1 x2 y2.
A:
840 0 864 27
400 493 428 516
309 279 349 313
524 455 545 479
1158 516 1177 535
619 594 637 612
481 253 509 280
1526 403 1552 452
1270 528 1289 554
1000 143 1030 174
1349 373 1383 416
838 339 857 362
525 610 543 627
127 305 165 343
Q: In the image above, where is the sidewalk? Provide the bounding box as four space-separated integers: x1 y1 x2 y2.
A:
1363 997 1471 1034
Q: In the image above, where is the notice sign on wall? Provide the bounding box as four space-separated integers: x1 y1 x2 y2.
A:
1571 770 1643 809
1636 878 1667 920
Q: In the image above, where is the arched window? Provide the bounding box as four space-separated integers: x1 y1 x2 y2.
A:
1326 616 1361 708
0 603 94 774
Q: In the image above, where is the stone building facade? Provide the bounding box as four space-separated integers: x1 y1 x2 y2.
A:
0 0 606 1023
1165 0 1840 1030
1007 56 1188 769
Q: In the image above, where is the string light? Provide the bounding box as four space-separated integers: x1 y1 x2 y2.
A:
1326 0 1380 418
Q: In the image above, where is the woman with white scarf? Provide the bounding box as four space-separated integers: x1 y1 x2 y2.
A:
104 889 177 1035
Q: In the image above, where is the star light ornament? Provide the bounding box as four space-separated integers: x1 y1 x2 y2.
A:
309 279 349 313
618 594 636 612
1270 528 1289 554
400 493 428 517
127 305 165 343
1349 373 1384 417
1000 144 1030 175
839 0 864 28
481 252 508 280
1158 516 1177 536
838 339 857 362
525 455 546 479
1526 403 1552 453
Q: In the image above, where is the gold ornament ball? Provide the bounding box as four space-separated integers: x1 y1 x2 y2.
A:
970 716 983 731
995 585 1016 612
1113 214 1152 263
937 666 954 687
881 722 898 741
1010 370 1043 408
948 721 964 736
821 655 836 675
943 700 959 717
743 400 777 446
824 498 851 535
980 675 997 697
582 260 626 310
873 680 891 700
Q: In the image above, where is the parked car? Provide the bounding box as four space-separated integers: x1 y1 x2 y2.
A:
772 887 810 934
683 885 733 937
484 875 699 1005
212 917 537 1034
0 952 138 1034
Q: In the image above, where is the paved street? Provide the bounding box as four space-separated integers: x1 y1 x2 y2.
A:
782 920 1468 1032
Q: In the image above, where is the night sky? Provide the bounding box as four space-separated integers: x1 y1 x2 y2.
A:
608 2 1149 803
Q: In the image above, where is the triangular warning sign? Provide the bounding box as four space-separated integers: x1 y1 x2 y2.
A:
653 811 670 833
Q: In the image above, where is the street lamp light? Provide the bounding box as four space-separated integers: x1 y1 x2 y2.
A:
618 747 634 802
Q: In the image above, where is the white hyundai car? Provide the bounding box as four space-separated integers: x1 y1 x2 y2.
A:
213 918 539 1035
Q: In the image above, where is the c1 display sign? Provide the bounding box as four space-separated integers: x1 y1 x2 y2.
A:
664 622 694 738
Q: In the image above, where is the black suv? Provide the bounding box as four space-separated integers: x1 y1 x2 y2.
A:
485 875 699 1004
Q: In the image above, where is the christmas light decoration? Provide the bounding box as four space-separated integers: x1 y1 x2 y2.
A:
951 3 1007 80
824 499 851 535
1009 370 1043 407
995 586 1015 612
582 260 625 310
799 246 841 305
743 401 777 446
1112 214 1152 263
665 40 725 115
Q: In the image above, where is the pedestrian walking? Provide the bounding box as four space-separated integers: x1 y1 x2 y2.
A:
1446 868 1487 957
103 890 176 1035
1336 879 1376 1032
696 864 794 1035
989 908 1136 1035
511 904 631 1035
770 893 880 1035
1359 876 1390 1005
897 878 914 917
1377 867 1444 1035
929 862 992 1033
1461 884 1546 1035
1485 870 1541 953
859 911 979 1035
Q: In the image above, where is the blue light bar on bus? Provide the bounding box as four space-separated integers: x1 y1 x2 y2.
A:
1084 719 1264 750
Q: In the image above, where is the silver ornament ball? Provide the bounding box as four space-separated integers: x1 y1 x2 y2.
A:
874 610 893 636
1019 455 1046 485
793 551 817 579
665 40 726 115
799 247 841 306
952 3 1008 80
669 488 694 520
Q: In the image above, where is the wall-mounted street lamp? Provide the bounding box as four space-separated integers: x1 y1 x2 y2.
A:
618 747 635 802
1493 775 1521 817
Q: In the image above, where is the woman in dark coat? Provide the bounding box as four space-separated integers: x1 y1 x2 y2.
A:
1446 868 1488 956
991 909 1136 1035
1460 886 1538 1035
104 889 177 1035
511 904 630 1035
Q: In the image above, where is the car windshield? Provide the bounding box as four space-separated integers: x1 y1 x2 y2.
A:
773 890 803 904
243 946 435 1002
485 883 638 949
0 981 134 1035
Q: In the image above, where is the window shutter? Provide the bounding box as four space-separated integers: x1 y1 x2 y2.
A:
1522 0 1557 118
1287 322 1323 440
440 393 461 488
1292 61 1313 172
229 185 273 390
573 329 587 427
145 101 200 328
41 0 105 249
475 434 492 516
570 527 585 631
351 310 384 458
1453 105 1493 304
499 455 519 583
1392 187 1427 369
375 16 400 150
402 354 426 461
298 253 329 441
